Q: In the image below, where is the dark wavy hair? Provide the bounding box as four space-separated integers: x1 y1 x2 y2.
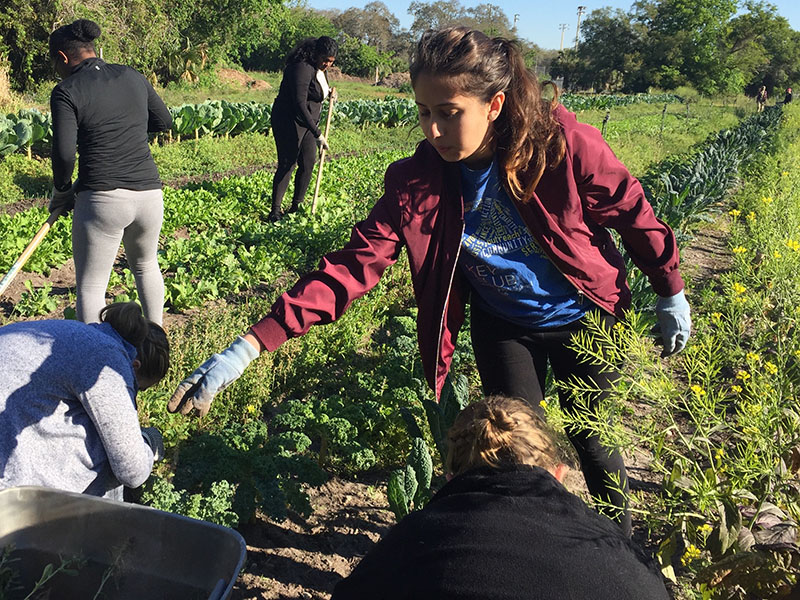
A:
100 302 170 383
49 19 101 61
286 36 339 66
410 27 566 203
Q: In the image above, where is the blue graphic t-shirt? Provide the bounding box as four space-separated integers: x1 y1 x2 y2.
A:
458 160 588 328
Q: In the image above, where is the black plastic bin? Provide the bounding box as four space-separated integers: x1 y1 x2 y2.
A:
0 486 246 599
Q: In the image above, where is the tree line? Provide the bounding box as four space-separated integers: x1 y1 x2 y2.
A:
1 0 797 96
553 0 800 96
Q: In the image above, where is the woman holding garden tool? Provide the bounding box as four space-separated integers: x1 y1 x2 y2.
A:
0 302 169 500
268 36 338 222
170 27 691 536
49 19 172 324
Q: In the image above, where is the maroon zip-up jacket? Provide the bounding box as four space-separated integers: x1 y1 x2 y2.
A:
251 106 684 399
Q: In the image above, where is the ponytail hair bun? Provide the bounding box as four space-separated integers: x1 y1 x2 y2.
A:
100 302 170 384
70 19 102 43
49 19 101 60
446 396 565 476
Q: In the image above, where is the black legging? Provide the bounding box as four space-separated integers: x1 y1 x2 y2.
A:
271 120 318 214
470 301 631 536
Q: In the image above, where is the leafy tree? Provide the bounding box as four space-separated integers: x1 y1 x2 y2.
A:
331 2 400 52
462 3 513 39
408 0 463 40
578 8 645 91
730 1 800 95
0 0 56 92
644 0 739 94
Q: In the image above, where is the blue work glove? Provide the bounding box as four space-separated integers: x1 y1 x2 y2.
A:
168 336 259 417
49 185 76 214
655 290 691 357
141 427 164 462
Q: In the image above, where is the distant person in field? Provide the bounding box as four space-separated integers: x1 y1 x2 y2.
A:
331 396 671 600
268 36 338 222
48 19 172 324
169 27 691 536
0 302 169 500
756 85 768 112
784 87 793 104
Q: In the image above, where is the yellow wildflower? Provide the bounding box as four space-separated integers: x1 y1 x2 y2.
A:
690 384 706 396
765 361 778 375
712 312 722 321
787 239 800 252
732 246 747 254
794 349 800 360
698 523 713 537
746 352 760 363
731 385 743 393
729 209 741 217
715 448 725 460
681 544 702 566
246 404 257 415
747 211 756 221
539 400 548 409
782 171 790 177
732 282 747 295
762 196 774 205
774 251 782 259
737 370 751 381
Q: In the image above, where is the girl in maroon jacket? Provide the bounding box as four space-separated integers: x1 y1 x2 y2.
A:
169 27 691 535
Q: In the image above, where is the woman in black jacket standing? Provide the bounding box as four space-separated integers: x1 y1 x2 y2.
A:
48 19 172 325
268 36 338 222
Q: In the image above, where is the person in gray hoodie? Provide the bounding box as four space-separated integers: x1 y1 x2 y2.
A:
0 302 169 501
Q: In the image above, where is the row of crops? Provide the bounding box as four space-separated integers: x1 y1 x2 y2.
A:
0 92 683 158
0 100 788 597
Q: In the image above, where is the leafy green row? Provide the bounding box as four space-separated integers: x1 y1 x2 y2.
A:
561 92 683 112
627 106 783 306
1 92 683 159
0 109 51 157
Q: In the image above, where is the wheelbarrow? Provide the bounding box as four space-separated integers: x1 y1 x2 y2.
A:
0 486 246 599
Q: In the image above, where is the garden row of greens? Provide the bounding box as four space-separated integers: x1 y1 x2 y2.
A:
0 99 787 596
131 107 777 519
0 93 683 158
551 105 800 599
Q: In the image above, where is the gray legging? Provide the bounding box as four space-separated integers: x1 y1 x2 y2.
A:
72 188 164 325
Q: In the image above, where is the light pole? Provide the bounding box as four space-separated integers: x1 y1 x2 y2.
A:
575 6 586 50
559 24 569 51
513 13 520 32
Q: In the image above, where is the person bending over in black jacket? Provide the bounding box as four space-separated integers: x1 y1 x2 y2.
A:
332 396 671 600
269 36 338 222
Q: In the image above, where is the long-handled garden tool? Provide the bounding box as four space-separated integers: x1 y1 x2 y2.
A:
311 93 336 215
0 207 63 297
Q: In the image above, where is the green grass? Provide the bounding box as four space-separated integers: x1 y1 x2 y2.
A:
576 101 743 175
152 122 423 183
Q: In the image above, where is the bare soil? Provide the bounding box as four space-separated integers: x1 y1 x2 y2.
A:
218 68 272 91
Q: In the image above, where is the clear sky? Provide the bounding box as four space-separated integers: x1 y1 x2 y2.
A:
304 0 800 51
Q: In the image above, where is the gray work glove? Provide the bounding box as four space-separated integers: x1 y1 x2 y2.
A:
141 427 165 462
168 336 259 417
49 185 76 214
655 290 691 357
316 134 329 152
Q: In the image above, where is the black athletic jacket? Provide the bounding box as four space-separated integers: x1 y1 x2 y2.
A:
271 60 326 138
50 57 172 192
333 465 670 600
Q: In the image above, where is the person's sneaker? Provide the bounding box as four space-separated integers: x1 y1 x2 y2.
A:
268 210 283 222
288 202 300 214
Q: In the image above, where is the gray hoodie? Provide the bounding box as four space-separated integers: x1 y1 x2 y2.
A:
0 319 155 500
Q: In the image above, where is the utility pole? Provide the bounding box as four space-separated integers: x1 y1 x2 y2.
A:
513 13 520 32
558 24 569 51
575 6 586 50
